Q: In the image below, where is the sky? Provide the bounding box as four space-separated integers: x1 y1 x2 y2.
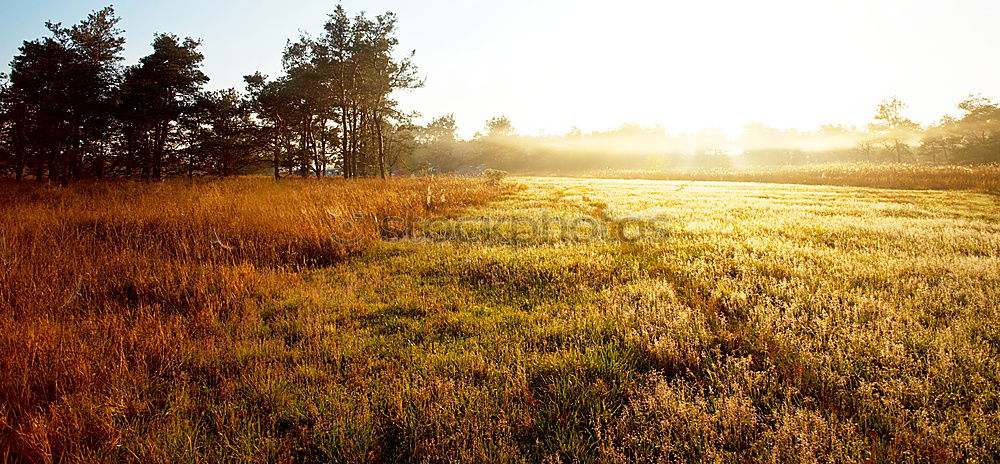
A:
2 0 1000 137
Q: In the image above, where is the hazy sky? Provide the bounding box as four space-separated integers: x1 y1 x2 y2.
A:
3 0 1000 137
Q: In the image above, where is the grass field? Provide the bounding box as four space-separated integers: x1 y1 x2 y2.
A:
0 177 512 463
589 163 1000 193
2 176 999 462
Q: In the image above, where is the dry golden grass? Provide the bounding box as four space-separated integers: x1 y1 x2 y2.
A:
0 176 511 463
595 163 1000 192
2 174 998 462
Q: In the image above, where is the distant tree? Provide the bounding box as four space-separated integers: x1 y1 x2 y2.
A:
283 40 336 178
62 6 126 178
855 139 879 163
8 37 76 181
244 73 295 180
869 97 921 162
185 89 260 176
410 114 467 172
954 95 1000 163
0 5 430 182
119 34 208 179
0 73 22 179
921 95 1000 164
421 114 458 143
318 6 359 178
470 116 524 170
919 115 960 163
484 116 515 138
353 11 423 178
242 6 421 180
4 6 125 182
383 120 419 173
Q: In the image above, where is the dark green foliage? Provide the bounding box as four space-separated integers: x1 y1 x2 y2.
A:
244 5 422 180
0 5 422 182
119 33 209 179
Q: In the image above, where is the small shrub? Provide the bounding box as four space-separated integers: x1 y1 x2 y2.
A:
482 169 509 182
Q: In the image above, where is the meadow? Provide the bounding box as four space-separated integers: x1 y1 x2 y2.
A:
590 163 1000 193
0 177 511 462
1 174 999 462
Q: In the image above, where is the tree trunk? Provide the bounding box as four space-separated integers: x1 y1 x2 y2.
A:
273 144 281 180
299 128 309 177
13 145 25 181
152 120 168 180
33 148 45 182
94 140 105 179
349 109 359 178
375 115 386 180
272 127 283 180
320 131 328 177
47 145 59 183
340 107 350 179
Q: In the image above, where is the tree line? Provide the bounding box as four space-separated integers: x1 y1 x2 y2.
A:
409 96 1000 174
2 6 997 181
0 6 420 182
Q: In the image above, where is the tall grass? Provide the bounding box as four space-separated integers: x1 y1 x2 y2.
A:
0 176 510 462
595 163 1000 192
3 174 997 462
